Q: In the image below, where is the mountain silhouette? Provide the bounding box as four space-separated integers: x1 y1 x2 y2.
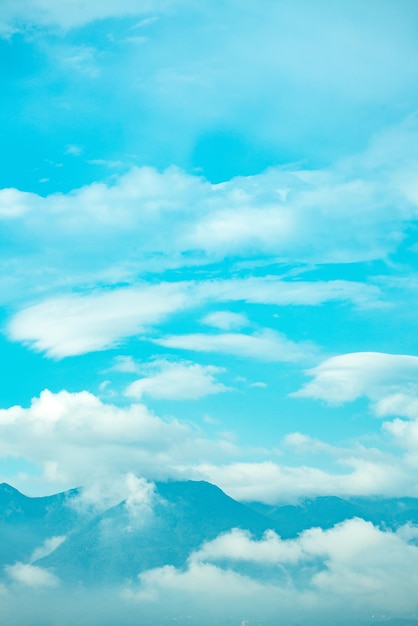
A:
2 480 418 585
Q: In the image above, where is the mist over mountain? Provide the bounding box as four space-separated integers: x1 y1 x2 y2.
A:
1 479 418 625
2 479 418 582
0 482 78 566
34 480 274 583
248 495 418 537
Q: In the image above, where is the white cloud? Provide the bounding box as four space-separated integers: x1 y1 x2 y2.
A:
193 527 303 565
0 188 38 219
6 276 379 358
299 519 418 612
29 536 66 563
210 519 418 612
0 389 238 493
198 277 381 313
5 563 59 588
375 393 418 420
180 157 413 263
130 561 291 617
192 453 413 503
0 387 417 503
291 352 418 475
199 276 384 310
0 118 417 311
130 518 418 618
155 329 317 362
8 283 192 358
69 473 156 517
293 352 418 416
125 359 230 400
201 311 249 330
383 418 418 460
108 355 139 373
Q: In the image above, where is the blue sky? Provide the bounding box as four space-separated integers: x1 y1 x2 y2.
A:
1 0 418 503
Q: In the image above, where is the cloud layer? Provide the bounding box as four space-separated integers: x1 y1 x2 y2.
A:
0 389 237 492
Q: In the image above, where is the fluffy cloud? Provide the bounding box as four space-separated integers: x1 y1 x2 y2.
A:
69 473 156 516
383 417 418 469
125 359 230 400
155 329 317 362
128 518 418 619
189 518 418 613
0 155 410 270
200 311 249 331
294 352 418 416
1 388 414 503
130 561 305 624
292 352 418 473
5 563 59 588
1 386 417 502
193 527 303 565
375 393 418 419
1 117 417 310
0 389 237 493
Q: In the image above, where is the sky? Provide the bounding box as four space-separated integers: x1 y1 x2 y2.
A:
4 2 418 623
1 0 418 509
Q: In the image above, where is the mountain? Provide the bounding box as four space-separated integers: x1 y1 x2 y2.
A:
247 495 418 537
2 480 418 585
0 482 79 566
36 480 274 583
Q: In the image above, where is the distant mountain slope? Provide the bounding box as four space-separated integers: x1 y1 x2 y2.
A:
0 482 79 566
247 495 418 537
37 480 274 583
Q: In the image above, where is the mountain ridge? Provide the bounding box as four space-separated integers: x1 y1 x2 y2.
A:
2 480 418 585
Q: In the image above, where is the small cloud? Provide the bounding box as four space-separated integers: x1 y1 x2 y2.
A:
292 352 418 414
30 536 66 563
109 356 139 373
125 359 230 401
250 382 267 388
6 563 59 588
98 380 116 398
65 144 83 156
131 16 159 29
202 414 219 425
69 473 155 518
201 311 249 331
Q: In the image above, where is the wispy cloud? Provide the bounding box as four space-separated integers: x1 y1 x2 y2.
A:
7 283 192 358
0 0 179 31
155 329 318 363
